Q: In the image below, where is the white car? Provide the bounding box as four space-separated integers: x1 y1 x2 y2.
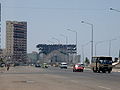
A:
60 62 67 69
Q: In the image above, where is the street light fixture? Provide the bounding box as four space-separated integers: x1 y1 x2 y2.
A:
110 8 120 12
67 29 77 54
81 21 94 64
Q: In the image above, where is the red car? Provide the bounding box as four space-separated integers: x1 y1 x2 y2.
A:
73 64 84 72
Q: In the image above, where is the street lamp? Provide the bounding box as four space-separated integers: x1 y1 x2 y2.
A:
110 8 120 56
82 41 91 64
52 37 60 44
67 29 77 54
109 39 117 56
110 8 120 12
95 40 107 56
81 21 94 64
60 34 68 62
0 3 1 49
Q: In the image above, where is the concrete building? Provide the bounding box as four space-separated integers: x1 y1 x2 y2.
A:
36 44 78 64
0 49 7 63
6 21 27 64
27 51 39 64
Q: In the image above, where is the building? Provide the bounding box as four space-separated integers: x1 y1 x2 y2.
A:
6 21 27 64
0 49 7 64
36 44 78 64
27 51 39 64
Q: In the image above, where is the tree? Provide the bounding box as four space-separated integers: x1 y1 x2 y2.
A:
84 57 90 66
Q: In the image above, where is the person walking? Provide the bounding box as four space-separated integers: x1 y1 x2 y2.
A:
7 64 10 71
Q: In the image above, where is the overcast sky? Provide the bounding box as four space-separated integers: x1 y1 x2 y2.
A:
0 0 120 59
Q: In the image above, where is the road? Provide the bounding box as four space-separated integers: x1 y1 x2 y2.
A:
0 66 120 90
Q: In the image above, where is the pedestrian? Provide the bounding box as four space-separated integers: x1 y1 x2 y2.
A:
7 64 10 71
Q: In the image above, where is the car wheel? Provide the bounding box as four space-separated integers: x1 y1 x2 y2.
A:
108 70 111 73
93 68 97 73
73 69 75 72
102 70 106 73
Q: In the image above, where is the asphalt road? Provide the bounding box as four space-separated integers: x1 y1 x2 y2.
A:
0 66 120 90
45 66 120 89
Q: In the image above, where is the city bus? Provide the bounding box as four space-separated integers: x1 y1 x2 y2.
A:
91 56 113 73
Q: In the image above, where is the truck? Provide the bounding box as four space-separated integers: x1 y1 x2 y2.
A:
91 56 113 73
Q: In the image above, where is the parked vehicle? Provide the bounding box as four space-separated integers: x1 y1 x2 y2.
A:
41 63 48 68
35 64 41 67
91 56 113 73
73 64 84 72
60 62 67 69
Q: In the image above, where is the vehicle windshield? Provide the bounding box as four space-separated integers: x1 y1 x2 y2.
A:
99 60 112 64
75 64 83 67
62 64 67 65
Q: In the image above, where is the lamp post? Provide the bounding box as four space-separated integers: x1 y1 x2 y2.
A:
82 41 91 64
95 40 108 56
60 34 68 62
109 39 117 56
67 29 77 54
0 3 1 49
81 21 94 64
110 8 120 57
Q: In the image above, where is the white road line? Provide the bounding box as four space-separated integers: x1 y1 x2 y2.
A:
98 86 111 90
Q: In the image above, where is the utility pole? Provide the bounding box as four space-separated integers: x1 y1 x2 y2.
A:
119 50 120 58
81 21 94 64
108 39 116 56
0 3 1 49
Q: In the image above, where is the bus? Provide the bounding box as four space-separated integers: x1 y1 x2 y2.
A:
91 56 113 73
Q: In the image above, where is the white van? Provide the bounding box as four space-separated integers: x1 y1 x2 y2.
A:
60 62 67 69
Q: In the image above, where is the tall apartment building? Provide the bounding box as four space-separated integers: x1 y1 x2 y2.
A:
6 21 27 64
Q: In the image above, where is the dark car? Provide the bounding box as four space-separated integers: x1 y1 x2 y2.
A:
73 64 84 72
35 64 41 67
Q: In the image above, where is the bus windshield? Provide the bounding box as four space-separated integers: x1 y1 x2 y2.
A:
99 60 112 64
98 57 112 64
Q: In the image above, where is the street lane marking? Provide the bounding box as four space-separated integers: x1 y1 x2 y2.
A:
98 86 111 90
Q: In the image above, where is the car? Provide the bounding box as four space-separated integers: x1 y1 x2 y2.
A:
73 64 84 72
60 62 67 69
41 63 48 68
35 64 41 67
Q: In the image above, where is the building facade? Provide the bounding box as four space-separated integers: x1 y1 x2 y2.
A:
27 51 39 64
6 21 27 64
36 44 78 64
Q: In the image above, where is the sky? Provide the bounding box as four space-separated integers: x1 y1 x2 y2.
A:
0 0 120 59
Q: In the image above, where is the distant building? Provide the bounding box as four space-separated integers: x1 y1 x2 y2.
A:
0 49 7 63
6 21 27 64
27 51 39 64
36 44 77 64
